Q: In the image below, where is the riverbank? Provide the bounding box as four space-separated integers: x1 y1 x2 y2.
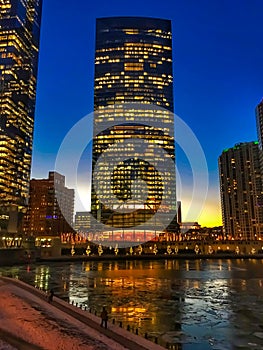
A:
2 240 263 266
0 277 165 350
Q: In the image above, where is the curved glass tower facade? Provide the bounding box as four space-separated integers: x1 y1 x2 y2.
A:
91 17 177 245
94 17 174 110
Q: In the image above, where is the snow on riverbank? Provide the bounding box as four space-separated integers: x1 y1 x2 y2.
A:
0 280 128 350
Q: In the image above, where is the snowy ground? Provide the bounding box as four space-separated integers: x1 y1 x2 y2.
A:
0 340 15 350
0 279 128 350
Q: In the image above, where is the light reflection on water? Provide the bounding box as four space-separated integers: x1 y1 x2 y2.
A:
1 259 263 349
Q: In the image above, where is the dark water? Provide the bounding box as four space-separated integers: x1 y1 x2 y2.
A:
1 258 263 349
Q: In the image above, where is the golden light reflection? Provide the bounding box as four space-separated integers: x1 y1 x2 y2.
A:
193 281 200 289
174 260 180 270
195 260 200 271
111 306 146 313
241 279 247 291
84 264 90 271
34 266 50 291
104 278 115 286
227 260 232 271
165 260 173 269
110 306 153 326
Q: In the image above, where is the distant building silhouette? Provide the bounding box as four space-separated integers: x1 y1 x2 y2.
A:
180 222 201 233
177 201 182 225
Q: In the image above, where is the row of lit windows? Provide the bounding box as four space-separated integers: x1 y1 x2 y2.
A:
94 110 173 118
94 114 173 122
95 58 172 66
94 139 172 150
97 79 169 85
98 71 170 78
124 42 171 50
94 93 171 103
94 135 171 147
123 48 167 56
123 29 139 34
96 55 121 62
96 47 170 57
0 3 12 11
99 28 171 35
96 83 169 91
0 37 29 55
94 98 171 109
94 119 173 126
1 92 35 133
95 73 172 81
1 52 22 64
95 117 173 125
95 77 171 85
94 106 172 113
96 42 171 53
124 62 143 71
95 55 170 65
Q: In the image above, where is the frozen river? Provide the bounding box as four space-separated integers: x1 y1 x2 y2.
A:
1 258 263 349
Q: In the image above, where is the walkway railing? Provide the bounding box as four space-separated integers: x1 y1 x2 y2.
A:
0 277 166 350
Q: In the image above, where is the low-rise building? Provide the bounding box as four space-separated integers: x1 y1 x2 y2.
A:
23 171 74 236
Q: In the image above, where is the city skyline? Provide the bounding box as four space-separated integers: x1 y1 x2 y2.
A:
31 0 263 227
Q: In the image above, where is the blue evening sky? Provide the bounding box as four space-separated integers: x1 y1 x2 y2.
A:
31 0 263 226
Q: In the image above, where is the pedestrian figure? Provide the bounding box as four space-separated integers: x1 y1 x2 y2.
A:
100 306 108 329
48 289 54 303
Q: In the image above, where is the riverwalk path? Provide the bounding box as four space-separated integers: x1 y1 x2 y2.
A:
0 277 165 350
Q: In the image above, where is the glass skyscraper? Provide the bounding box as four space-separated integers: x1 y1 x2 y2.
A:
91 17 177 244
0 0 42 234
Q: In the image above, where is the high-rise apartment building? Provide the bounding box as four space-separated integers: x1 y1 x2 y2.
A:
219 142 263 240
0 0 43 234
91 17 177 243
23 172 75 236
256 99 263 175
